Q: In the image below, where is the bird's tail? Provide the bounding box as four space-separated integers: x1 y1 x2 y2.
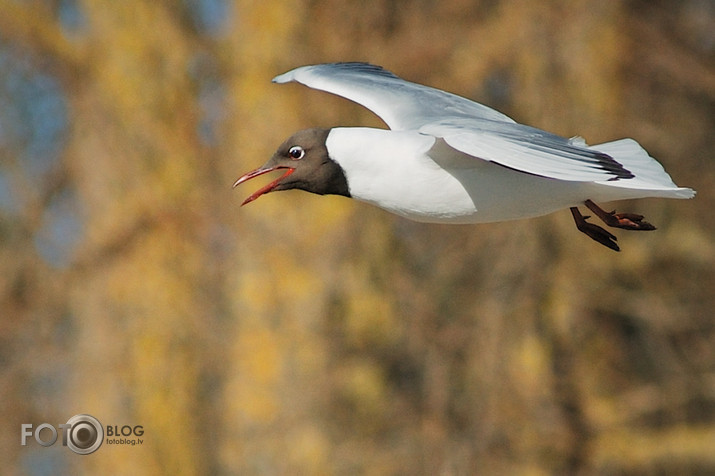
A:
590 138 695 198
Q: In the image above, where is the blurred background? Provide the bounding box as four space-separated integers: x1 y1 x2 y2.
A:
1 0 713 474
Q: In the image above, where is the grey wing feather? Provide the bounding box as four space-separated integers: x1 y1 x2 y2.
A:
421 119 634 182
272 62 516 130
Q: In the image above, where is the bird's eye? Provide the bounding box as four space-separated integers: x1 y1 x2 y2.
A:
288 146 305 160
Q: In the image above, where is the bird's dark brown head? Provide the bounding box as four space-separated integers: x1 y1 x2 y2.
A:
234 128 350 205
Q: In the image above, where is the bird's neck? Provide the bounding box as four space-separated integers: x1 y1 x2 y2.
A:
326 127 436 200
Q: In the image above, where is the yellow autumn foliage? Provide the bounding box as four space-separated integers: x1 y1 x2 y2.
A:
0 1 712 475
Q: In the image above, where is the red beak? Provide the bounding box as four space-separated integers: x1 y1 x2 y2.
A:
233 166 295 206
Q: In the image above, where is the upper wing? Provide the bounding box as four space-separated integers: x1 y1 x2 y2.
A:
272 62 516 131
421 119 635 182
274 62 635 183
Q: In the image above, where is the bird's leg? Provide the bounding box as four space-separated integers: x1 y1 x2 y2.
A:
570 207 620 252
584 199 656 231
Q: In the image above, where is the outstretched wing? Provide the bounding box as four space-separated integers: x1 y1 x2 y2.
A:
422 119 635 182
274 62 635 183
272 62 515 130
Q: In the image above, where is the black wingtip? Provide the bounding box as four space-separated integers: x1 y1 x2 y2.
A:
324 62 400 79
594 152 634 180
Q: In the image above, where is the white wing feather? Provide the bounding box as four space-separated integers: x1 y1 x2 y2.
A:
420 119 635 182
273 62 515 130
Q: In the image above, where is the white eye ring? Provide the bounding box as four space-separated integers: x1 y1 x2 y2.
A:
288 146 305 160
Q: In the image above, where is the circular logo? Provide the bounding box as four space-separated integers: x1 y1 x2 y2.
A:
65 414 103 455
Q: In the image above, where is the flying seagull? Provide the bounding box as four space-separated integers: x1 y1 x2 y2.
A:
234 62 695 251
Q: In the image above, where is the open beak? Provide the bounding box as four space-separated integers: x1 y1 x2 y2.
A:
233 166 295 206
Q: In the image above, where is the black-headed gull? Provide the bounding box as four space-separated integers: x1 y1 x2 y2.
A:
235 63 695 251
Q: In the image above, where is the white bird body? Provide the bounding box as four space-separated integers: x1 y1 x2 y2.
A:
326 127 692 224
235 63 695 251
